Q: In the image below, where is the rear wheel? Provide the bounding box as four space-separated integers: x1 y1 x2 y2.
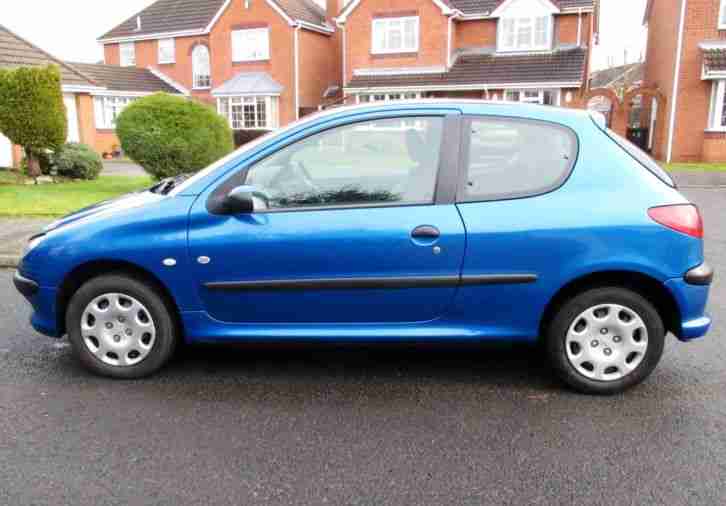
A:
546 287 665 395
66 274 177 379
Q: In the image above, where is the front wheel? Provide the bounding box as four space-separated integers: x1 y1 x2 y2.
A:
66 274 178 379
546 287 665 395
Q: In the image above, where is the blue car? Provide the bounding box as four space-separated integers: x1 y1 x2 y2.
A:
13 101 712 393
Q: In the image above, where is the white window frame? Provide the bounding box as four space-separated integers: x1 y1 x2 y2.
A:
217 96 279 130
498 15 552 52
504 89 560 106
157 38 175 64
192 45 211 89
119 42 136 67
708 80 726 131
720 0 726 29
371 16 419 55
232 28 270 62
93 96 137 130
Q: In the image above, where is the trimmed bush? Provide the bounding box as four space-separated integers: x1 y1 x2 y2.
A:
54 143 103 180
0 65 67 177
116 94 234 180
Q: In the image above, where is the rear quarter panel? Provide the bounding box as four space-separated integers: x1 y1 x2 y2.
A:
449 106 701 339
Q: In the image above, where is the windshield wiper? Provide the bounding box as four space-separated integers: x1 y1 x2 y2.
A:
150 173 192 195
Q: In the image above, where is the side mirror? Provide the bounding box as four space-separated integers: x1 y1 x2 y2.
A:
221 185 270 214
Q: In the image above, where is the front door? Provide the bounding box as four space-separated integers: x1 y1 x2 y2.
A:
63 94 80 143
188 113 466 324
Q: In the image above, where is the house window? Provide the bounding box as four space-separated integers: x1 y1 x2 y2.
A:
371 17 419 54
93 96 137 129
504 89 559 106
708 80 726 130
217 96 279 130
720 0 726 29
192 45 211 89
158 38 175 64
232 28 270 62
498 15 552 52
120 43 136 66
356 92 421 103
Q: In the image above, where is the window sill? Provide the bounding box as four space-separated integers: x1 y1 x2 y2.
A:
371 50 418 56
192 87 211 91
232 58 270 64
158 61 175 65
496 48 552 55
96 128 116 133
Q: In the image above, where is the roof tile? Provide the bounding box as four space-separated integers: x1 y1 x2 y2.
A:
67 62 182 93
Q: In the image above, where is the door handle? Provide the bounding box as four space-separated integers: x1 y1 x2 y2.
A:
411 225 440 239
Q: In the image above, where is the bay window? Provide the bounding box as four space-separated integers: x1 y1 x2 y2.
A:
232 28 270 62
708 80 726 130
217 96 279 130
371 17 419 54
158 38 175 64
93 96 137 129
498 15 552 52
120 43 136 67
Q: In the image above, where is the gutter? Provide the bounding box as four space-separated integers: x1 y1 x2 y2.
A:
667 0 688 163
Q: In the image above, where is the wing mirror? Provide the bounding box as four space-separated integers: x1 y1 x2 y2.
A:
222 185 270 214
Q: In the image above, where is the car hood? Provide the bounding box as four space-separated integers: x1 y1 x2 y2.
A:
43 190 165 234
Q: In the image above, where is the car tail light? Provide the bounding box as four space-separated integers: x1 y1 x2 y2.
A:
648 204 703 238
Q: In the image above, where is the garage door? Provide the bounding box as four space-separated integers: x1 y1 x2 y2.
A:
0 132 12 168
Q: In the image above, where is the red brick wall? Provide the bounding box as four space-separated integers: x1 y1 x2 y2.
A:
454 19 497 48
343 0 449 83
299 29 339 110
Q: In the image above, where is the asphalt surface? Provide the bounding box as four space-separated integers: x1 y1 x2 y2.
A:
1 188 725 505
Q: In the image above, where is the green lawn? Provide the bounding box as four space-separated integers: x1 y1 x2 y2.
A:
0 172 153 217
664 163 726 172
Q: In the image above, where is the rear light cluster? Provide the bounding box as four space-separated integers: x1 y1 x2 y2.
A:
648 204 703 238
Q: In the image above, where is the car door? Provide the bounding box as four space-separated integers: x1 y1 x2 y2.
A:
187 112 466 324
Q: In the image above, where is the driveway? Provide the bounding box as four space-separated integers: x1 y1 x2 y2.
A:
0 187 724 505
102 160 146 177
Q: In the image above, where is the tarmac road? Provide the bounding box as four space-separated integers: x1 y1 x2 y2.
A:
0 188 724 505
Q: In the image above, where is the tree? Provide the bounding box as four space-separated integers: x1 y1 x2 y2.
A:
116 93 234 180
0 65 67 178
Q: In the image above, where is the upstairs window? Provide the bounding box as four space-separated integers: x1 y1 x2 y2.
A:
720 0 726 29
120 42 136 66
232 28 270 62
498 15 552 51
158 38 175 64
371 16 419 54
192 45 211 89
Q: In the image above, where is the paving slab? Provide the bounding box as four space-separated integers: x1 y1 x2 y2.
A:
0 218 53 267
670 170 726 187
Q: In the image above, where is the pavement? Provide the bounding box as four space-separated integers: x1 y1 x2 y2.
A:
0 187 724 504
102 160 146 177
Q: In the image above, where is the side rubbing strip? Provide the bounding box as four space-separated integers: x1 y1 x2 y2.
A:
204 274 538 291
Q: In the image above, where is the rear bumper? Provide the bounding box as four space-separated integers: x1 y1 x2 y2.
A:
665 267 713 341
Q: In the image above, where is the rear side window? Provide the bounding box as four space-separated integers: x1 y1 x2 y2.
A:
605 129 675 187
459 117 577 202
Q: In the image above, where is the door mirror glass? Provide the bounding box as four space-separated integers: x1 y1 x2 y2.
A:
244 116 444 210
223 185 270 214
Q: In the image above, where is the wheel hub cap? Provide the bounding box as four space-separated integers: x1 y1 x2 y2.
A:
80 293 156 367
565 303 648 382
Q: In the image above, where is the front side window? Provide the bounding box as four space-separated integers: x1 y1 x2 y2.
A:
158 38 175 64
93 96 137 129
244 116 443 210
217 96 278 130
120 42 136 66
232 28 270 62
192 45 211 89
498 15 552 52
460 117 577 201
371 16 419 54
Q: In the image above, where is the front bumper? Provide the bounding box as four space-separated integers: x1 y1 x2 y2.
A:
12 270 61 338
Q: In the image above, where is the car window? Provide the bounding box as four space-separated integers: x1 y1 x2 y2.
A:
460 117 577 201
245 117 443 210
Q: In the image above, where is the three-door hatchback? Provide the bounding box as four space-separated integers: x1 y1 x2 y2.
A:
14 101 712 394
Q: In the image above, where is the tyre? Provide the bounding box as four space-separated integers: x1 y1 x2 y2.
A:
546 287 665 395
66 274 178 379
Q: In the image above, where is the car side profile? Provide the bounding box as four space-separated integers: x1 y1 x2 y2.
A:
13 100 712 394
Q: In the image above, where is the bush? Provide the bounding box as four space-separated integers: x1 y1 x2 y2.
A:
0 65 67 177
116 94 234 180
54 143 103 180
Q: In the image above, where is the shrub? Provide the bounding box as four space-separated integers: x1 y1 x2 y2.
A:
116 94 234 180
54 143 103 180
0 65 66 177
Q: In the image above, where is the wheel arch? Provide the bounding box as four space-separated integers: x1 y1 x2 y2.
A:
539 270 680 340
56 259 183 338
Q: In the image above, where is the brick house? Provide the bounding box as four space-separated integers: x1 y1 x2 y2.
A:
643 0 726 162
99 0 342 132
0 24 183 168
336 0 598 107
